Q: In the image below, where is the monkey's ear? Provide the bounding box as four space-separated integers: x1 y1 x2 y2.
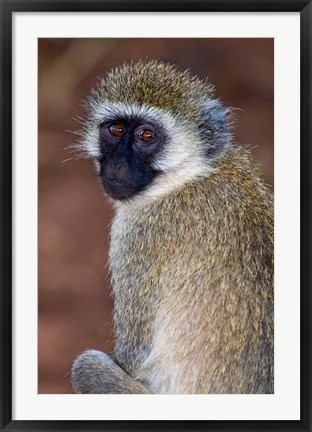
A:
199 99 229 159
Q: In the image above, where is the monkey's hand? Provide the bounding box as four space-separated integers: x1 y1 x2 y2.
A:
71 350 151 394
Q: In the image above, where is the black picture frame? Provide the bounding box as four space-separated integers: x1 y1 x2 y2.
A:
1 1 311 431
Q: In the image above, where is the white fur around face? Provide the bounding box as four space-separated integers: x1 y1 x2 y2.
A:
83 101 215 207
123 159 215 209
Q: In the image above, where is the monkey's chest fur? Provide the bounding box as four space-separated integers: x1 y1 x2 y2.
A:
109 167 273 394
110 204 179 372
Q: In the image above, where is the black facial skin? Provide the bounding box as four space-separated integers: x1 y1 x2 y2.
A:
98 117 164 200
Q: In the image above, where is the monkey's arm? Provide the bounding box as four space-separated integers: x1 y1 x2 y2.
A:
71 350 151 394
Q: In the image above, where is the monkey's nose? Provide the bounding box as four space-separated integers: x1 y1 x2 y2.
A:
115 162 128 175
105 162 128 181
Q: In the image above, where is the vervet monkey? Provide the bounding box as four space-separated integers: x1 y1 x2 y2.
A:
71 60 273 394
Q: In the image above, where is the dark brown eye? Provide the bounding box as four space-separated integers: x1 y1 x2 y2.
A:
109 123 125 137
140 129 156 143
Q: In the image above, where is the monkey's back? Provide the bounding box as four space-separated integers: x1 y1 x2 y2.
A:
110 146 274 394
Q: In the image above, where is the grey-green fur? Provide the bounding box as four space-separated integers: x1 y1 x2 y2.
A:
71 61 273 394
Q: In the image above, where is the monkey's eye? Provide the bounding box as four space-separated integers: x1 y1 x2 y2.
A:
139 129 156 143
109 123 125 137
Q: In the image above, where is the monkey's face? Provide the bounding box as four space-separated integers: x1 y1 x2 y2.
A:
83 99 229 204
81 62 230 204
97 117 165 200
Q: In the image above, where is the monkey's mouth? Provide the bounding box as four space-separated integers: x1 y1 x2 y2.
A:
101 177 137 201
106 178 124 187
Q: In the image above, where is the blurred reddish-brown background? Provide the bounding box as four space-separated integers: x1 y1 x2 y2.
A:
38 38 274 394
